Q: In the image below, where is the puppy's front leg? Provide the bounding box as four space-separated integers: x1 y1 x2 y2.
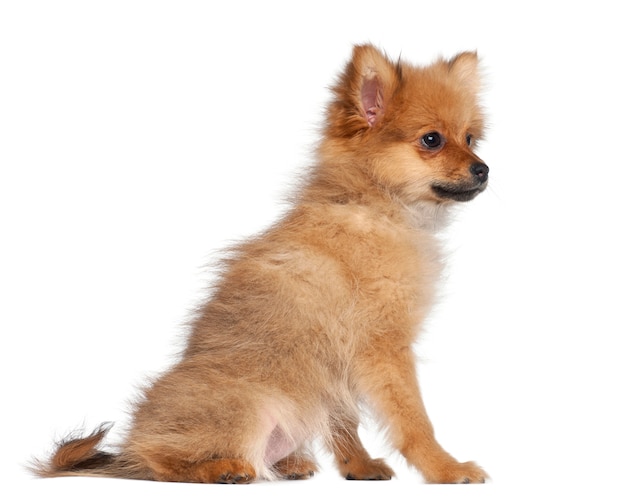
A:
357 345 487 484
329 415 394 480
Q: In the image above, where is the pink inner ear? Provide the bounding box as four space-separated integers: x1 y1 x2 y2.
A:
361 76 382 126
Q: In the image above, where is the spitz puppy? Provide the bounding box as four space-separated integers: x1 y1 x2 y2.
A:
34 44 489 484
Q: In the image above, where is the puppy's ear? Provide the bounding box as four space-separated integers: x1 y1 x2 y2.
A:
326 44 400 137
353 45 399 127
448 51 481 94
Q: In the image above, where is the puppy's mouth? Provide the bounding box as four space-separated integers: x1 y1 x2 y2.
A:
431 182 487 202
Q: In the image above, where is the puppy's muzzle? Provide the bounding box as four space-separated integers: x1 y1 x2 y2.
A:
431 162 489 202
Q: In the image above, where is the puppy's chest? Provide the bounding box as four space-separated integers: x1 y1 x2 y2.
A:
322 206 442 312
355 232 440 315
320 221 441 352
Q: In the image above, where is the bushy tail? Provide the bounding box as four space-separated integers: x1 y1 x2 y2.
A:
31 423 150 480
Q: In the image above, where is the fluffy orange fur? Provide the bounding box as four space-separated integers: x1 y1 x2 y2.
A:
33 44 489 484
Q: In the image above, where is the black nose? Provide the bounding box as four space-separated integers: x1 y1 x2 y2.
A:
470 162 489 183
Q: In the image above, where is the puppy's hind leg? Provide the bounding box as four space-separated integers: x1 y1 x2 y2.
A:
148 454 257 484
126 370 275 483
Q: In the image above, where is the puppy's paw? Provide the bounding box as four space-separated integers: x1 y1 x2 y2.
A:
342 457 394 481
273 455 318 480
423 460 487 484
211 459 256 484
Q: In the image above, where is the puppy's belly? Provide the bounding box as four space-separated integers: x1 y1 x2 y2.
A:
264 425 296 465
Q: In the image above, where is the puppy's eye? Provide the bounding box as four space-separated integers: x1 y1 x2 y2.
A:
421 132 443 150
466 134 473 146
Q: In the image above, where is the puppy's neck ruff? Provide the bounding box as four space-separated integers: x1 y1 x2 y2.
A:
403 200 452 233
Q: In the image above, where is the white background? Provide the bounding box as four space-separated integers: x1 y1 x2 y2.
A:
1 1 625 496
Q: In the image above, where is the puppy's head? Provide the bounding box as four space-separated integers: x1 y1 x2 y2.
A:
323 45 488 204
